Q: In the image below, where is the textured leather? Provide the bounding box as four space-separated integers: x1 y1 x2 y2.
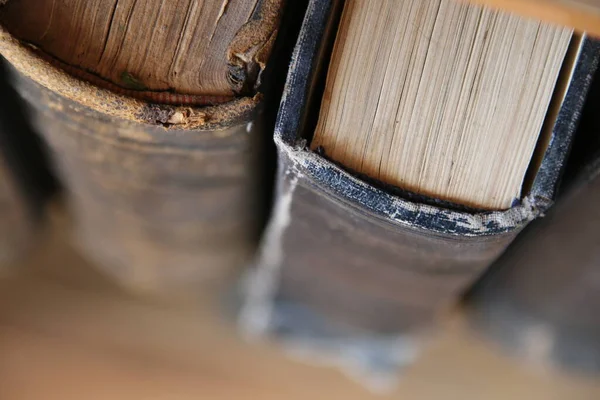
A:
273 151 520 334
7 65 262 293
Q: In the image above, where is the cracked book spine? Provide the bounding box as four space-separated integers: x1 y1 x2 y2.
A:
0 0 291 293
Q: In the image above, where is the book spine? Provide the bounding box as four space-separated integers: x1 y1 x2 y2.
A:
240 141 531 387
242 144 522 335
0 34 263 293
468 160 600 373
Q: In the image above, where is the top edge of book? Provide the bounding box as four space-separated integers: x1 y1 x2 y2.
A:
274 0 600 228
466 0 600 35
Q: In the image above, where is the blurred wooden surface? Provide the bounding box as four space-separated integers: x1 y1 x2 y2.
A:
466 0 600 35
0 213 599 400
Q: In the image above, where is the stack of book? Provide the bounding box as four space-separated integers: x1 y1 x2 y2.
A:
0 0 598 386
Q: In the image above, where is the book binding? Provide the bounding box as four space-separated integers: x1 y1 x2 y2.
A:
0 28 264 293
240 0 600 384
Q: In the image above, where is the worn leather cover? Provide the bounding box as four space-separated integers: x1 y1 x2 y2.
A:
240 0 600 381
468 161 600 373
0 32 264 293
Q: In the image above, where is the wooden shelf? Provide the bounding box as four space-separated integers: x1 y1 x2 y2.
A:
0 215 598 399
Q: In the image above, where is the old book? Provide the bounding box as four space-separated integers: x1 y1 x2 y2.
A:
467 160 600 373
467 66 600 374
0 59 56 265
0 0 287 293
240 0 600 385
